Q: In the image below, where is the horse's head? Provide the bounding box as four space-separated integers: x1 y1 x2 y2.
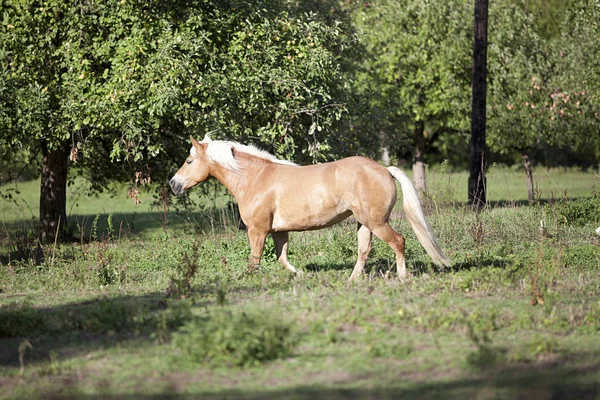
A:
169 135 212 196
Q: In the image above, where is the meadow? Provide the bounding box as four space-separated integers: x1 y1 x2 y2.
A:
0 166 599 399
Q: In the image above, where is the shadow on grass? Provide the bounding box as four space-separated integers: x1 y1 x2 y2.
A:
302 255 514 278
4 354 599 399
0 207 245 244
428 196 590 210
67 208 245 239
408 257 512 277
0 292 200 368
304 262 353 273
0 208 244 265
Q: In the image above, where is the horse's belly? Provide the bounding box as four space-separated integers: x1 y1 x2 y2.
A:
271 208 351 232
268 167 353 232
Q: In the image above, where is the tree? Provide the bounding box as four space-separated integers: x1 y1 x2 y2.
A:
351 0 472 195
0 0 354 241
486 1 598 202
550 0 600 166
468 0 488 208
486 3 546 203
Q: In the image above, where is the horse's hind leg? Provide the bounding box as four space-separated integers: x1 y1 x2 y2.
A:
371 223 407 279
348 224 373 281
272 232 302 275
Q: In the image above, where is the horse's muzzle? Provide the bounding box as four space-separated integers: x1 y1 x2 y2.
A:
169 177 185 196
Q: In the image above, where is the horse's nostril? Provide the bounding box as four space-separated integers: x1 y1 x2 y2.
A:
169 178 184 195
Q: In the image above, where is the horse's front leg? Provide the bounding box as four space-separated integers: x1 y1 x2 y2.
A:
247 227 268 272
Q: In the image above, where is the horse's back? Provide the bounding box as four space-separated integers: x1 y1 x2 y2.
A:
331 156 397 193
261 156 397 231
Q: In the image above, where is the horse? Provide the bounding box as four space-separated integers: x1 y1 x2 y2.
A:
169 135 451 280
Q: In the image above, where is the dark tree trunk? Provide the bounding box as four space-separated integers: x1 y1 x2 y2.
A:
522 153 535 204
468 0 488 209
39 142 69 242
412 120 427 195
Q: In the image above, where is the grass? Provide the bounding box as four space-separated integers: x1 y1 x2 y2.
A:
0 167 599 398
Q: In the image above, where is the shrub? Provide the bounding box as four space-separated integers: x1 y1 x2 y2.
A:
549 193 600 227
0 301 47 338
172 309 298 367
511 335 560 362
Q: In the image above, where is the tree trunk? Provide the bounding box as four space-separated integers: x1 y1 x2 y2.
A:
468 0 489 209
522 153 535 204
39 142 69 242
380 130 391 166
412 120 427 195
381 145 390 166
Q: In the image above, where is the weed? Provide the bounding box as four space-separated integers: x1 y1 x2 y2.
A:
214 279 227 305
166 243 200 298
530 247 546 306
465 343 504 370
94 241 126 286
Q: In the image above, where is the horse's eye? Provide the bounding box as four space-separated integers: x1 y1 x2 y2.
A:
186 159 193 164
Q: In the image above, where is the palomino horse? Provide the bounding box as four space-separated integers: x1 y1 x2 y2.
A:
170 136 451 280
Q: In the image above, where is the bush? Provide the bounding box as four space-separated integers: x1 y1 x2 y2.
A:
511 335 560 362
172 309 298 367
549 194 600 227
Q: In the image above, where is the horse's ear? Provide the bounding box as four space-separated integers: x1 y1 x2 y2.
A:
190 136 204 155
201 133 212 143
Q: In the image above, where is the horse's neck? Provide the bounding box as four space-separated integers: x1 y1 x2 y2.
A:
209 157 263 201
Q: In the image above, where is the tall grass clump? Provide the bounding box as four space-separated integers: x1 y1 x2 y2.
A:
172 309 298 367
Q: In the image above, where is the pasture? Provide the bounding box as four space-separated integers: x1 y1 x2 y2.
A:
0 167 599 399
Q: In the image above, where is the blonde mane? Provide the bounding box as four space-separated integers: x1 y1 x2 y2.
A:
193 139 297 172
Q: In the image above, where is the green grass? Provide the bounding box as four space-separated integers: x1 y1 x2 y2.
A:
1 191 599 398
425 163 598 205
1 177 238 240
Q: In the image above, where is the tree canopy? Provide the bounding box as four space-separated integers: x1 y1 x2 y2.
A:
0 0 356 239
0 0 598 239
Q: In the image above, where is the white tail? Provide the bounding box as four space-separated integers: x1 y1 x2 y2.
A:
388 166 451 267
